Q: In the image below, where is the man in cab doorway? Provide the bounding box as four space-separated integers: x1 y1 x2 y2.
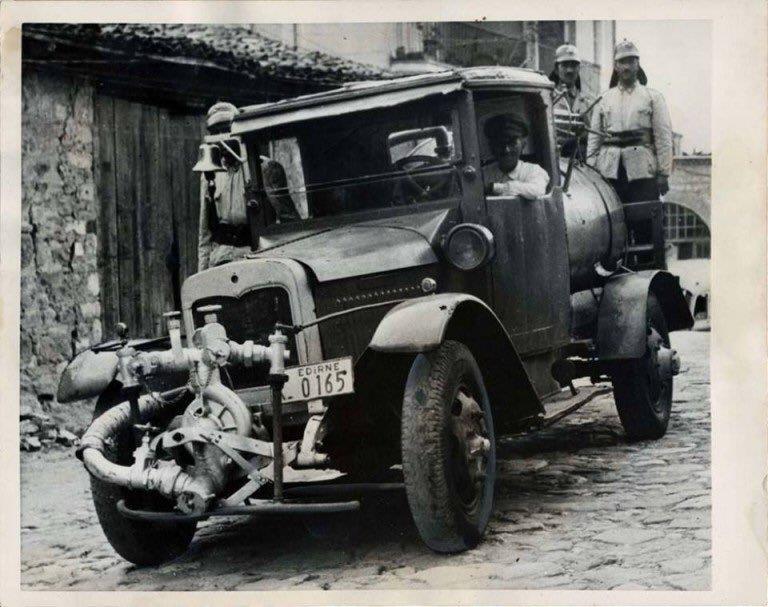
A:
483 114 549 201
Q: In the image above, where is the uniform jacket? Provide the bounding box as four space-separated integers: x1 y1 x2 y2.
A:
586 83 673 181
197 167 248 271
197 159 299 271
553 83 595 131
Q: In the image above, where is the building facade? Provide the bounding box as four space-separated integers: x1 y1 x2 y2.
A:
255 21 617 97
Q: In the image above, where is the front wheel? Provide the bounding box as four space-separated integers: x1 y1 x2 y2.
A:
401 341 496 553
611 294 674 441
89 387 197 566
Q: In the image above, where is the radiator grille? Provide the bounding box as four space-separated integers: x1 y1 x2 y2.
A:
191 287 298 389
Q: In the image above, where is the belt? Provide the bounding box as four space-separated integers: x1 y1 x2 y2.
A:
211 223 251 247
603 129 654 148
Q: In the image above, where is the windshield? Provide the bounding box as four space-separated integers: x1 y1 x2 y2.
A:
245 95 462 222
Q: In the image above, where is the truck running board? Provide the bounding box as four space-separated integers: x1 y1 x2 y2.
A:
538 384 613 429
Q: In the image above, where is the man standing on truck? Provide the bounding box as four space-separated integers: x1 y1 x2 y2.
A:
198 102 299 271
586 40 673 203
550 44 595 156
483 114 549 200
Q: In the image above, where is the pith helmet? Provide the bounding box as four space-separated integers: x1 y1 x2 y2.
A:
555 44 580 64
614 39 640 61
206 101 238 133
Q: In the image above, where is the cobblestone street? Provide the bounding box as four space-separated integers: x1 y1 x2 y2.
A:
20 330 710 591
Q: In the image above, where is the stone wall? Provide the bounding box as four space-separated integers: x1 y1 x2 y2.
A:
20 69 101 424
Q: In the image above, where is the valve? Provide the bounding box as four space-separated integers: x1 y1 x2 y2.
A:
116 322 129 343
197 304 222 325
163 310 184 361
114 323 140 388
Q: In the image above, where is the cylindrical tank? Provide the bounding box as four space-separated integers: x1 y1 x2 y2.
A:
561 160 627 292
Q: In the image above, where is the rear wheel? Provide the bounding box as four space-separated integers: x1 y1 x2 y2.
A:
611 294 673 440
401 341 496 553
89 386 197 566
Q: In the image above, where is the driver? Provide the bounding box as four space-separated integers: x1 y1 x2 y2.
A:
483 114 549 200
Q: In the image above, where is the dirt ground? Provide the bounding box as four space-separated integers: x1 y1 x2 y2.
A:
20 330 710 591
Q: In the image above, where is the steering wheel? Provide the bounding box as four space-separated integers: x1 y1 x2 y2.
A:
394 155 453 201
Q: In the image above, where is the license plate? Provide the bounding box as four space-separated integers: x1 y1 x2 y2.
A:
281 357 355 403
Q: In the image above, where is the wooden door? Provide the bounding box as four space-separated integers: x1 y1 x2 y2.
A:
95 94 205 339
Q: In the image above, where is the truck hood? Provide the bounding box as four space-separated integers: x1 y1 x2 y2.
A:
248 207 452 281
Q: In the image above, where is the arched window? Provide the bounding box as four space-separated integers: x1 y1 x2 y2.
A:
663 203 710 260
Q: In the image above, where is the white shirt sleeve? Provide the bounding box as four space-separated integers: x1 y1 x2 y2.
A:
497 163 550 200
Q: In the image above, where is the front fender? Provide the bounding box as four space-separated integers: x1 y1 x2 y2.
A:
597 270 694 360
57 349 119 403
369 293 480 353
369 293 543 432
56 335 181 404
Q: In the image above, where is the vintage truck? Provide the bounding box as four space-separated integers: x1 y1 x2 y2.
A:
57 67 693 565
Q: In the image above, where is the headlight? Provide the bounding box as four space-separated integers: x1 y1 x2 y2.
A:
443 224 495 271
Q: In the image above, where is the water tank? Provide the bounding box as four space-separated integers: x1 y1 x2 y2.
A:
562 161 627 291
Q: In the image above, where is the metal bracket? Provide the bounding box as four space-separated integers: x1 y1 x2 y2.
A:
161 426 296 461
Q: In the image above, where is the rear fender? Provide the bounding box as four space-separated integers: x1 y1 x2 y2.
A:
597 270 694 360
368 293 543 433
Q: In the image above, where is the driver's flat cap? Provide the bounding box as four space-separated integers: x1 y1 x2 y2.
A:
484 114 529 141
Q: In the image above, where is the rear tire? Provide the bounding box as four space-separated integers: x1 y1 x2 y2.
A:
401 341 496 553
89 387 197 566
611 294 673 441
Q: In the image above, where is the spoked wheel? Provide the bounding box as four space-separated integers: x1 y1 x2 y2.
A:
611 294 675 441
401 341 496 553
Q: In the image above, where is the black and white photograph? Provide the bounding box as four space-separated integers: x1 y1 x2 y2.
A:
1 1 765 603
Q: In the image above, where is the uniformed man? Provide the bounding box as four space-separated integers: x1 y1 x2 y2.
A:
586 40 673 202
197 102 299 271
550 43 595 152
483 114 549 200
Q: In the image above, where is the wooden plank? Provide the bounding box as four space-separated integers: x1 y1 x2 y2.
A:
113 98 140 336
144 104 174 335
168 114 195 282
183 114 206 279
160 108 182 312
93 94 120 340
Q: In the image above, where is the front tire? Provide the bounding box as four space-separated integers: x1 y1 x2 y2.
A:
611 294 673 441
89 387 197 566
401 341 496 553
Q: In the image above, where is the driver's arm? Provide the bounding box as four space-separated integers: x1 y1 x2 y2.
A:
494 163 549 200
